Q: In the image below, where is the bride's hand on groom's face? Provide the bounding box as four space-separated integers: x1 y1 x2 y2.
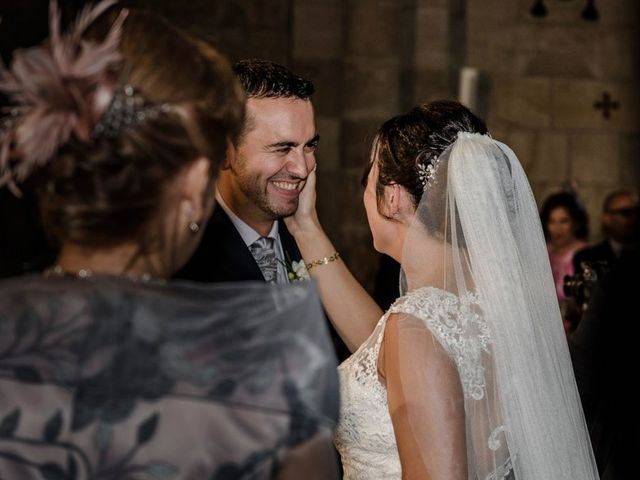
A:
285 165 320 235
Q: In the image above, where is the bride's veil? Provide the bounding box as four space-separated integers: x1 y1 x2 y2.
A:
397 132 599 479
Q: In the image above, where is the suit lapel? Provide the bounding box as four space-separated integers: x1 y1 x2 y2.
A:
177 208 304 283
213 208 266 282
278 220 302 263
175 206 264 282
178 209 351 361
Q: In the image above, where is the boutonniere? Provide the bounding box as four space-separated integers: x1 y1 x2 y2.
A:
281 252 310 282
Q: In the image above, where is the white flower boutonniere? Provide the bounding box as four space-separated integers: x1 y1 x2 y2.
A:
290 260 310 281
282 253 310 282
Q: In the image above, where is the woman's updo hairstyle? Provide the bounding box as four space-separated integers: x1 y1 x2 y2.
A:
366 100 487 214
19 7 245 248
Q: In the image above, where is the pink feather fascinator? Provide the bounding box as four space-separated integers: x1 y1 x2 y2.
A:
0 0 127 193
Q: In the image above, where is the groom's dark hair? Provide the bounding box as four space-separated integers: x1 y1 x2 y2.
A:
232 59 314 144
233 59 314 100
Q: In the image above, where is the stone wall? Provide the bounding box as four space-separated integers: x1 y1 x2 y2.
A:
468 0 640 239
293 0 417 290
133 0 640 289
6 0 637 284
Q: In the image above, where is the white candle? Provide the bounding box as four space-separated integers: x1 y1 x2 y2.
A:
459 67 479 111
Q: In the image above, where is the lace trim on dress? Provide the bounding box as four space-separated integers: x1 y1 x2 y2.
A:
334 311 402 478
388 287 491 400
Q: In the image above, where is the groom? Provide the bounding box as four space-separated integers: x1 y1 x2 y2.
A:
176 59 349 361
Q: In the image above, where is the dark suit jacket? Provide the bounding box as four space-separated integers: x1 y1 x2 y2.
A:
569 250 639 478
572 241 617 273
175 206 350 361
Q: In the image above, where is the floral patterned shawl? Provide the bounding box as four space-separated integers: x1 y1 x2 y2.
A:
0 276 339 479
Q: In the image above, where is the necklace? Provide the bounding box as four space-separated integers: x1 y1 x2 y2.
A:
44 265 166 284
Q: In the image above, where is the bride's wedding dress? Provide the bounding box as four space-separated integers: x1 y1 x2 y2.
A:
334 286 512 480
333 302 403 479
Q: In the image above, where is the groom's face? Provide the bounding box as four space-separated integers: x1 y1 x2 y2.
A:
230 97 318 220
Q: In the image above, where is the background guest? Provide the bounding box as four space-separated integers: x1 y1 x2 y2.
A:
570 246 639 479
540 190 589 333
573 189 638 271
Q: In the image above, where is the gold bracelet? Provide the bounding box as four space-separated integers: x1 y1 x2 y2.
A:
306 252 340 271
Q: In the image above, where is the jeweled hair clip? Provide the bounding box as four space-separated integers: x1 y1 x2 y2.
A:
416 151 441 192
93 84 169 139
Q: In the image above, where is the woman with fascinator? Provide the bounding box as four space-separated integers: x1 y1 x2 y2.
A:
0 1 339 478
285 100 599 479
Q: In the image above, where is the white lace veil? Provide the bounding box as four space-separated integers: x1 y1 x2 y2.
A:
395 132 599 479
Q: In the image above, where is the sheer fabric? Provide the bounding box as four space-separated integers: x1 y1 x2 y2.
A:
393 132 599 479
0 275 339 479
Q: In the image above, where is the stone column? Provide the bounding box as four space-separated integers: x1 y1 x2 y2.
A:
413 0 464 105
338 0 415 290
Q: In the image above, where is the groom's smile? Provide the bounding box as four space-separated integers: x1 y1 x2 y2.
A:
272 180 300 192
271 176 305 197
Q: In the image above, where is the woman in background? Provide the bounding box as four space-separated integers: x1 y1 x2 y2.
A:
0 2 339 478
540 191 589 332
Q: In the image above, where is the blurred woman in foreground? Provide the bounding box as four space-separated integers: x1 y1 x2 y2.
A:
0 2 338 478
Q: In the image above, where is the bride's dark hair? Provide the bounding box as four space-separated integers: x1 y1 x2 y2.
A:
364 100 487 213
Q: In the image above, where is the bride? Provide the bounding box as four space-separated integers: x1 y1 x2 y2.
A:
286 100 599 479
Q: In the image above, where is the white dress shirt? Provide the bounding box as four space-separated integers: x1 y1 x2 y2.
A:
215 191 289 285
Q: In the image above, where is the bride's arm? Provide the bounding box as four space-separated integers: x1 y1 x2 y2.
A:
382 313 467 479
285 168 383 352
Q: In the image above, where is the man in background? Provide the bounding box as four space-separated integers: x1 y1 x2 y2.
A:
573 190 638 271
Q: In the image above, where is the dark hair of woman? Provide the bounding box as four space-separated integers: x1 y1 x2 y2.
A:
540 191 589 241
363 100 488 215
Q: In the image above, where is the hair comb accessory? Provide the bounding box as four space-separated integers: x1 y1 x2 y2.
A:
0 0 126 192
92 84 169 138
416 151 441 192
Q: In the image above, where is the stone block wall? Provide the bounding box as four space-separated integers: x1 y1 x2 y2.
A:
293 0 417 291
468 0 640 239
132 0 639 289
8 0 629 285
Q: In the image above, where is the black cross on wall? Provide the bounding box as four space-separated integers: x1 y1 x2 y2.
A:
593 92 619 120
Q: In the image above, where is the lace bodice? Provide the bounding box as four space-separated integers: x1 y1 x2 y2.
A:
334 287 512 480
334 308 400 479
